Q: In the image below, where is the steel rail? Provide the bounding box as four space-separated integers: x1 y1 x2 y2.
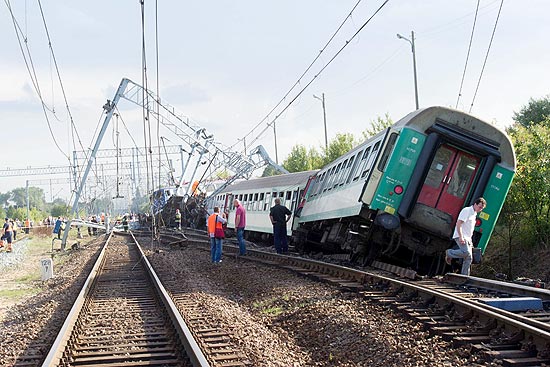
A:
131 231 210 367
183 235 550 348
41 231 113 366
42 231 210 367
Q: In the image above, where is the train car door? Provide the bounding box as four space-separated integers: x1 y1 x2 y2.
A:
417 144 480 222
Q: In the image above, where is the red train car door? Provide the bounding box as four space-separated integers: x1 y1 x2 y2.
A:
417 144 480 223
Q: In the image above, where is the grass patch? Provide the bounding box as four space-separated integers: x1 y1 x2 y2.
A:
262 306 283 316
16 272 40 282
252 298 287 316
0 288 39 299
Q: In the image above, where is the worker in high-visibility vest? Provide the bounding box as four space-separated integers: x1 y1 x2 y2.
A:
175 209 182 230
24 218 30 234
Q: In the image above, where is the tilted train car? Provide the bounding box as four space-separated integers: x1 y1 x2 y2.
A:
208 107 515 275
296 106 515 275
212 170 318 240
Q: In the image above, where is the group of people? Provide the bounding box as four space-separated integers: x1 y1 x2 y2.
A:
202 194 486 276
206 197 293 264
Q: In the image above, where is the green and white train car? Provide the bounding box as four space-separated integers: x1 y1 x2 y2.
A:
296 106 515 275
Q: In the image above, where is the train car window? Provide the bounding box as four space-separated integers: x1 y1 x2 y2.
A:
377 133 398 171
328 165 338 190
291 190 299 211
346 153 359 184
322 167 334 192
264 192 271 211
313 172 325 196
307 176 318 198
272 191 277 198
259 192 264 201
286 191 292 200
243 193 247 202
354 147 371 181
362 141 381 178
332 162 343 188
338 158 350 186
447 154 478 198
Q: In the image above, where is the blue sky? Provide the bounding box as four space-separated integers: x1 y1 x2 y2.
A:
1 0 549 201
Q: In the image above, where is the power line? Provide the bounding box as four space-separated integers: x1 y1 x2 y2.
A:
234 0 366 151
4 0 69 162
243 0 391 152
469 0 504 113
456 0 480 109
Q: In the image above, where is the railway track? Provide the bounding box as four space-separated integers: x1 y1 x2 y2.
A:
42 231 208 367
154 227 550 367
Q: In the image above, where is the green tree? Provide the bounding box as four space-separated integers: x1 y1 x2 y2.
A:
323 133 357 166
9 187 46 210
7 206 27 221
261 165 283 177
507 121 550 248
513 95 550 127
51 204 70 218
0 192 10 208
362 113 393 140
308 147 324 169
283 145 310 172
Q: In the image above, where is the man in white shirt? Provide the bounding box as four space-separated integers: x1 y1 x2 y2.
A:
445 197 487 276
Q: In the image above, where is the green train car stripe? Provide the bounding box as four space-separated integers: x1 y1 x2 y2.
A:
475 165 515 253
370 128 426 213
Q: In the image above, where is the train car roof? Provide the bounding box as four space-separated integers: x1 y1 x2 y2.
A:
395 106 516 170
223 170 319 192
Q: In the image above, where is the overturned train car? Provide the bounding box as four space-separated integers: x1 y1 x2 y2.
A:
213 107 516 275
296 106 515 275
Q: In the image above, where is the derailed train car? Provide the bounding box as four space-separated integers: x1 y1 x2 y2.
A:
213 107 516 275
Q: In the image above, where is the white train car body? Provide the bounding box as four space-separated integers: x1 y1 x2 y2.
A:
218 170 318 237
298 129 387 224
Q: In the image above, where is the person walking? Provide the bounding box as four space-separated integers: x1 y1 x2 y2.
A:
207 207 227 263
175 209 182 230
122 215 129 232
11 220 17 241
2 218 14 252
234 199 247 255
269 198 292 254
53 217 63 239
445 197 487 276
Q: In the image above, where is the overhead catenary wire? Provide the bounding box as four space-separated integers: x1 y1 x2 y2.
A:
469 0 504 113
233 0 365 152
37 0 90 204
456 0 480 109
243 0 391 151
4 0 69 163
